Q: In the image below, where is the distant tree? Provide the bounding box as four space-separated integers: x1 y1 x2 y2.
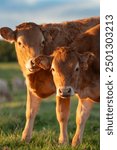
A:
0 40 17 62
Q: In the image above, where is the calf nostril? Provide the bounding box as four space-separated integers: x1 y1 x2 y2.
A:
67 88 71 93
59 89 62 94
31 60 35 67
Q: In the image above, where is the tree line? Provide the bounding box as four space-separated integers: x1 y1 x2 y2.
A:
0 40 17 62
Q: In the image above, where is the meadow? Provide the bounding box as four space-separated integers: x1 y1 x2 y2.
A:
0 63 100 150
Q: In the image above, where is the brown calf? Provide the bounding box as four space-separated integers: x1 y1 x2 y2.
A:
0 17 99 146
30 24 100 146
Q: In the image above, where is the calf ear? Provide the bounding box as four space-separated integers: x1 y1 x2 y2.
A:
0 27 15 43
78 52 95 71
33 55 52 70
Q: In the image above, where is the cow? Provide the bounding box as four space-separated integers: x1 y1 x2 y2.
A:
0 17 100 146
29 24 100 147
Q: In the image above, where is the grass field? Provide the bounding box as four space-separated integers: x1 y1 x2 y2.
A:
0 63 100 150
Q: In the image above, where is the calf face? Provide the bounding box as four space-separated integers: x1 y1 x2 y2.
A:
30 47 95 98
0 23 45 75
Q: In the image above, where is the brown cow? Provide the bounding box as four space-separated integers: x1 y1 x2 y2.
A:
0 17 99 145
30 24 100 147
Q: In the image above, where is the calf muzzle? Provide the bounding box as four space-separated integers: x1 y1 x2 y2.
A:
25 59 40 73
57 86 74 98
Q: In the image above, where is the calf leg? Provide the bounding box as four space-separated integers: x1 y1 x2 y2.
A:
56 96 70 144
22 90 41 142
72 98 94 147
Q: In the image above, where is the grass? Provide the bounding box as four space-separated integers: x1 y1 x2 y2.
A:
0 63 100 150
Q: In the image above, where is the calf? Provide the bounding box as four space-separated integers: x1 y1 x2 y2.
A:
30 24 100 146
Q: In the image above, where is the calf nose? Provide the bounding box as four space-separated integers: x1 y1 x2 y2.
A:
59 88 71 94
58 87 72 97
25 59 34 70
30 59 36 67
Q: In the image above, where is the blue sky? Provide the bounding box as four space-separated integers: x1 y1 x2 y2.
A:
0 0 99 29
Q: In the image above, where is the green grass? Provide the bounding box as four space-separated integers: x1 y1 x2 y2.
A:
0 63 100 150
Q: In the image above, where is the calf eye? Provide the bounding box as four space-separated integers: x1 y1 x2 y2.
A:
51 68 55 72
75 67 79 71
41 40 45 47
18 42 22 46
75 63 79 72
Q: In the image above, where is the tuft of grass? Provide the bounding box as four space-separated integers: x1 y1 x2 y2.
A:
0 63 100 150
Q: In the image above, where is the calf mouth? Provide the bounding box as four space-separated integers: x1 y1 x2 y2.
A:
59 95 71 99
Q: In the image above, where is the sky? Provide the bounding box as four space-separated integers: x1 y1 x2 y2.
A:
0 0 99 29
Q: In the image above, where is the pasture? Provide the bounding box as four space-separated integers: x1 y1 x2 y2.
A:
0 63 100 150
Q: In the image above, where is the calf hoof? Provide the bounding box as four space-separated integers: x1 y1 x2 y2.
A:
72 136 81 147
59 136 68 145
21 132 31 143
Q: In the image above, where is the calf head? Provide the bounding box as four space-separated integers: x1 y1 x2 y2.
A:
0 22 45 75
29 47 95 98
